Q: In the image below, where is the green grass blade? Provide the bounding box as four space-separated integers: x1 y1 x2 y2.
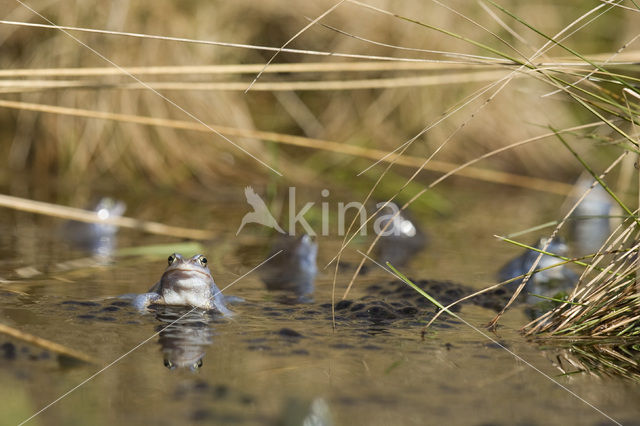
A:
386 262 463 321
486 0 639 94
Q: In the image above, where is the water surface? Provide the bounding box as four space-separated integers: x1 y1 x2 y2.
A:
1 184 638 426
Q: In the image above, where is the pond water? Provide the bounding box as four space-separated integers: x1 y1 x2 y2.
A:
1 182 639 426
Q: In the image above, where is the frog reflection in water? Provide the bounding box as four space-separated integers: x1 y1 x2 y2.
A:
155 306 214 371
133 253 232 315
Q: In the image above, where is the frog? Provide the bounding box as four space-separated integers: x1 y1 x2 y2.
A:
132 253 232 315
569 175 614 257
259 234 318 301
374 201 428 267
62 197 126 257
497 237 579 305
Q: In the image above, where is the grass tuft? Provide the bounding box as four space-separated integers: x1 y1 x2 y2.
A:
525 214 640 337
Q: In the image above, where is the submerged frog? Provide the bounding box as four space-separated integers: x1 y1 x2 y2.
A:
132 253 232 315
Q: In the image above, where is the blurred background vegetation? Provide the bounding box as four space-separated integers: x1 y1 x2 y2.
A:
0 0 637 211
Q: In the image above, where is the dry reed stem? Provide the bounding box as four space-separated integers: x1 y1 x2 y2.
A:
0 194 216 240
0 322 96 364
1 53 638 78
0 62 497 77
0 70 521 92
0 18 459 64
0 99 575 195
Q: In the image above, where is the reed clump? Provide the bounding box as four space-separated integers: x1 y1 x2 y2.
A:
525 215 640 337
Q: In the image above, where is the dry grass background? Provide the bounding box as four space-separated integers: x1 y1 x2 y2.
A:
1 0 637 198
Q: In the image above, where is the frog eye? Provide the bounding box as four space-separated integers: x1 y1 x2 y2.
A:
192 359 203 370
163 359 175 370
199 257 208 266
168 254 176 265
